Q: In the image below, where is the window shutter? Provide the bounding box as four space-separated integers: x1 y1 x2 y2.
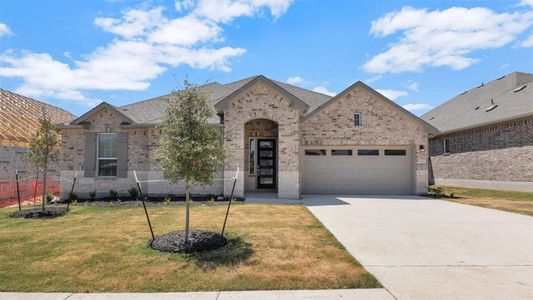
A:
117 132 129 178
84 132 96 177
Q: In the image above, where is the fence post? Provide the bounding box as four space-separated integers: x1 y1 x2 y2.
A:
15 170 21 211
221 168 239 237
134 170 155 243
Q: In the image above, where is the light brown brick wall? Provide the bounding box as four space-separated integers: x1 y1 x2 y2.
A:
301 85 429 194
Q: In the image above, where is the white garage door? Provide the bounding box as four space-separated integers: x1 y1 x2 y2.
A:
302 147 413 194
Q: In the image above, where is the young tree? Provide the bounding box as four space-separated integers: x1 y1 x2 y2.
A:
26 110 60 211
156 81 226 242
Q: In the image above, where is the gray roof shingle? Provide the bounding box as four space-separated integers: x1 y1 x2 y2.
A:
118 75 332 124
421 72 533 134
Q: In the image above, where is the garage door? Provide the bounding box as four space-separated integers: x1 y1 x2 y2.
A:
302 147 413 194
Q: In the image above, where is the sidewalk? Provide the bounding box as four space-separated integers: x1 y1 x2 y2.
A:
1 289 394 300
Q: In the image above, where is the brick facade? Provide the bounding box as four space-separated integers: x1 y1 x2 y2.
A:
429 116 533 187
301 85 429 194
59 79 432 199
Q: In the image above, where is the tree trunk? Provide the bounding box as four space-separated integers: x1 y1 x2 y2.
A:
185 187 190 243
41 167 47 211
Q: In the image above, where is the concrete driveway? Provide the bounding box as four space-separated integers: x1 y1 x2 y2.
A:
305 195 533 300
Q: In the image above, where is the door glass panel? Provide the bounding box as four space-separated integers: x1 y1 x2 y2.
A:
259 140 274 148
259 159 273 166
259 177 273 184
260 150 273 157
259 168 274 175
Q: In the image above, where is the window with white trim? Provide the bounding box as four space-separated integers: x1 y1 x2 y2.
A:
443 138 450 154
97 133 118 176
354 113 361 127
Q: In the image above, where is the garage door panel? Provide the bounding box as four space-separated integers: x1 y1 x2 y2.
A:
302 147 412 194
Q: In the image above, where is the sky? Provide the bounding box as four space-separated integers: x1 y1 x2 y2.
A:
0 0 532 117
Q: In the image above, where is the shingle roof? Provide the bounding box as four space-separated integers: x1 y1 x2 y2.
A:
421 72 533 134
118 75 332 124
0 88 76 146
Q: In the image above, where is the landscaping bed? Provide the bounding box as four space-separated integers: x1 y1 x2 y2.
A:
10 207 67 219
0 204 379 292
150 230 228 253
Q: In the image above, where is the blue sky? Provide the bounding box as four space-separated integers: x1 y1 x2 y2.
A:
0 0 532 116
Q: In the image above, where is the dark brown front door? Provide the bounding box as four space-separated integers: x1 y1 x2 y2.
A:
257 139 276 189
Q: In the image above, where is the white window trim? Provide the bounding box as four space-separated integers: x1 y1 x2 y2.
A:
96 133 118 177
443 138 450 154
354 113 362 127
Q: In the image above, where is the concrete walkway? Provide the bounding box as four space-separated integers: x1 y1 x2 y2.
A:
305 195 533 300
1 289 394 300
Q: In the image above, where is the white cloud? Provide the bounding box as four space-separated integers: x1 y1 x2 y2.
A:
402 103 433 112
363 6 533 74
406 81 419 92
286 76 307 86
375 89 408 100
0 1 292 106
522 35 533 47
312 86 336 96
365 75 382 83
175 0 195 12
0 22 12 37
193 0 293 23
519 0 533 7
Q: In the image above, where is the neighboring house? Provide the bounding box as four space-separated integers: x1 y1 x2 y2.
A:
422 71 533 192
57 75 437 199
0 89 76 205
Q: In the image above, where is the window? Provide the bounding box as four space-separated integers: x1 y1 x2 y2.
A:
443 138 450 154
354 113 361 127
305 149 326 156
384 149 406 156
97 133 118 176
332 149 352 156
358 149 379 156
249 139 256 175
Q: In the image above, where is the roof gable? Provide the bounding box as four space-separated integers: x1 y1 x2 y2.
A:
70 102 135 125
214 75 309 111
302 81 438 133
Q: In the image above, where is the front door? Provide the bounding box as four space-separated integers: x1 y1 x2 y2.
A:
257 139 276 189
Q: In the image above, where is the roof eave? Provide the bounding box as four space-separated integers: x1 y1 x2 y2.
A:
70 102 136 125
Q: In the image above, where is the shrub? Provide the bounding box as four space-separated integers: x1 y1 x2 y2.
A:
45 193 54 203
89 191 96 201
428 186 444 198
69 192 78 204
164 195 172 205
128 187 139 200
109 190 118 201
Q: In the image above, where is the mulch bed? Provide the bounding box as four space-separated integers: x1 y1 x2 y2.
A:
150 230 228 253
10 207 68 219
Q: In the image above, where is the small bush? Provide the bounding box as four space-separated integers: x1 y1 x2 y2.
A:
164 195 172 205
128 187 139 200
45 193 54 203
69 192 78 204
89 191 96 201
428 186 444 198
109 190 118 201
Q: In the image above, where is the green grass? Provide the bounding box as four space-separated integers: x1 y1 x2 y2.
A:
0 204 380 292
436 186 533 216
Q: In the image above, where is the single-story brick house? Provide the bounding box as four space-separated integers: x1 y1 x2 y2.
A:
57 75 437 199
421 71 533 192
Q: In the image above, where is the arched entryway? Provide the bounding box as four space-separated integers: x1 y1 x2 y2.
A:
244 119 278 193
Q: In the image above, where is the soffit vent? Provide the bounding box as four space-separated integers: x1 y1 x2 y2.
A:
514 85 527 92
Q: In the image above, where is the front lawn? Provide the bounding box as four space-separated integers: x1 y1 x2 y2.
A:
0 204 379 292
436 186 533 216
